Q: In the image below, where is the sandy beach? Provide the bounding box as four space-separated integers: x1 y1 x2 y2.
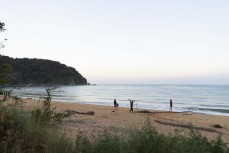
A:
18 98 229 144
50 101 229 144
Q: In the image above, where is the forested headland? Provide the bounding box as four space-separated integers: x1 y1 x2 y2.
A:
0 55 87 86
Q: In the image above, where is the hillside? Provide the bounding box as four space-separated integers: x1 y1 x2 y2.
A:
0 55 87 85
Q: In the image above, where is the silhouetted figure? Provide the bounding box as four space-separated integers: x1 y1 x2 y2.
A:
169 99 173 111
129 100 135 112
114 98 119 109
114 98 117 109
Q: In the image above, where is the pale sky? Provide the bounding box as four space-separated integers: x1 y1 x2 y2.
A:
1 0 229 84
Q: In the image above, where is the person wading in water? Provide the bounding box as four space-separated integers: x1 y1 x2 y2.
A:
169 99 173 111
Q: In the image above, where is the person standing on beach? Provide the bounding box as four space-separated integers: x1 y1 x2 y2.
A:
129 100 135 112
169 99 173 111
114 98 117 109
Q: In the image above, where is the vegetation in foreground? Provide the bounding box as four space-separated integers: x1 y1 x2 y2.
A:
0 89 229 153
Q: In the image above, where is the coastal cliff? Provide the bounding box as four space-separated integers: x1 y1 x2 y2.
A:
0 55 87 85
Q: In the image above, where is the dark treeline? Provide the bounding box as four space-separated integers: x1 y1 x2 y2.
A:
0 55 87 85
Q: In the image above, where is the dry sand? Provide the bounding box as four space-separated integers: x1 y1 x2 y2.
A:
10 98 229 144
49 101 229 144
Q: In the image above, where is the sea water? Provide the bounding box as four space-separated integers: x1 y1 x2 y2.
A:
9 84 229 116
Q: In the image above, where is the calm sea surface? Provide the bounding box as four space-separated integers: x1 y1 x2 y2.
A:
9 84 229 116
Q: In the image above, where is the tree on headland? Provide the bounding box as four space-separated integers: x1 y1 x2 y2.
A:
0 22 12 85
0 21 7 49
0 21 5 32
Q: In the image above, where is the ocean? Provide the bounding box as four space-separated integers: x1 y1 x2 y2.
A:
9 84 229 116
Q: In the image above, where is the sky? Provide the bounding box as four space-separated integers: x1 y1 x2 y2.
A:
1 0 229 84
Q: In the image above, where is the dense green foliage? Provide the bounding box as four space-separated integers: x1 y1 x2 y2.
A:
0 64 13 85
0 55 87 85
0 89 72 153
0 107 73 153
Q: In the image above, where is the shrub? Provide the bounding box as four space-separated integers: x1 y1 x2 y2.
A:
31 88 70 125
0 89 11 103
0 106 73 153
72 119 229 153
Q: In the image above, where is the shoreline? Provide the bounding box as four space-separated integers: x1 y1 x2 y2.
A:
41 99 229 117
11 98 229 144
18 95 229 117
9 84 229 117
47 100 229 144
